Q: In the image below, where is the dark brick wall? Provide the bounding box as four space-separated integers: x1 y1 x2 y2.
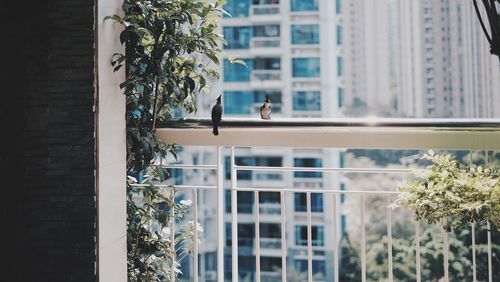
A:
1 0 96 281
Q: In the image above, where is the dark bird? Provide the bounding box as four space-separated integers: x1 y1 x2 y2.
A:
260 95 271 120
211 95 223 135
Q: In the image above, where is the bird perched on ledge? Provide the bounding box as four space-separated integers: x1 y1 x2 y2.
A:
260 95 271 120
211 95 223 135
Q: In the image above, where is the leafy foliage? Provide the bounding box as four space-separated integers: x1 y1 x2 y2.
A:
393 150 500 231
106 0 227 172
106 0 228 280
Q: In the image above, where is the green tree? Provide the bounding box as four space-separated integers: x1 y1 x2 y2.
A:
107 0 232 280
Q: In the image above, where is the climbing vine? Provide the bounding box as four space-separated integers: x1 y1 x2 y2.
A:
106 0 229 280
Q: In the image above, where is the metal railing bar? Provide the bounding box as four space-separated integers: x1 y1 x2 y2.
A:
152 164 217 170
443 218 449 282
255 190 261 282
361 195 366 282
387 195 394 282
236 187 401 195
487 221 492 282
333 194 339 282
193 189 198 282
306 192 313 282
170 190 176 282
469 152 477 282
485 151 493 282
216 146 224 282
472 223 477 282
415 218 421 282
230 147 239 282
234 165 412 173
280 191 287 282
130 184 217 190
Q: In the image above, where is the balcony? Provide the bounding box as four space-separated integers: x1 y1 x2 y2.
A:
250 69 283 88
151 118 500 282
250 37 282 56
250 4 281 22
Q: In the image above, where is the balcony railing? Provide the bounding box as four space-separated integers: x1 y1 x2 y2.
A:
251 4 280 16
250 69 281 81
152 118 500 282
251 37 281 48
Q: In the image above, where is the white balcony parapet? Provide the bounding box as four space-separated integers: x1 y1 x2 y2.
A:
149 118 500 282
157 118 500 150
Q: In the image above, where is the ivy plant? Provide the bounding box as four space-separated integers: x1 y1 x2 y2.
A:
106 0 231 280
392 150 500 231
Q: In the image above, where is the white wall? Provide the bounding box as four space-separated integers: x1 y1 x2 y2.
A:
96 0 127 281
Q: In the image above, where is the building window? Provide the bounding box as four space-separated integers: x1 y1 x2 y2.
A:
224 59 252 82
338 88 344 108
254 58 281 70
295 225 324 246
253 25 280 37
290 0 318 12
224 91 253 115
224 0 250 18
294 193 323 212
223 26 251 49
291 24 319 45
292 57 320 78
261 257 282 272
336 0 341 13
293 91 321 111
225 190 254 214
336 25 342 45
260 223 281 238
295 260 326 275
337 56 343 76
225 156 282 180
294 158 323 178
226 223 255 247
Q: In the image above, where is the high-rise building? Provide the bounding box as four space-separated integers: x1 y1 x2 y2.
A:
395 0 500 118
340 0 396 117
180 0 344 281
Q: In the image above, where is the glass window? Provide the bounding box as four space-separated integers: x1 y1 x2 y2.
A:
292 58 320 77
295 225 324 246
338 88 344 108
224 91 253 115
253 25 280 37
254 0 280 4
336 0 341 14
261 257 282 272
259 192 280 204
223 26 251 49
224 59 252 82
253 58 281 70
226 223 255 247
224 0 250 18
294 193 323 212
294 158 323 178
291 24 320 45
337 56 343 76
293 91 321 111
336 25 342 45
290 0 318 12
260 223 281 238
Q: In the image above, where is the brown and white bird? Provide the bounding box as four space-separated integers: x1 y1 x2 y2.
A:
260 95 271 120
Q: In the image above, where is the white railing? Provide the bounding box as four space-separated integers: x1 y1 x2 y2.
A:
153 118 500 282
